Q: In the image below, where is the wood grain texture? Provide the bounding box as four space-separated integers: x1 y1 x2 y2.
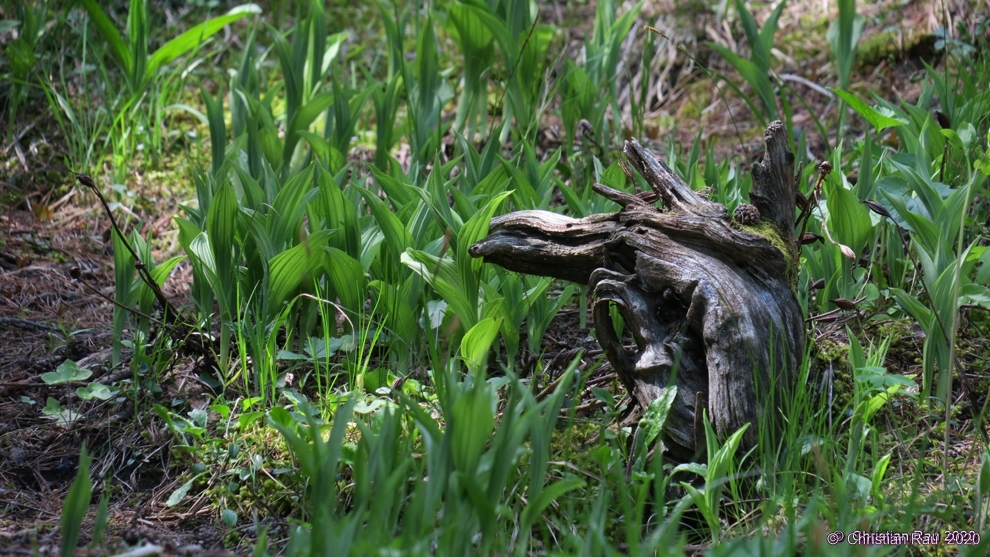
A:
471 121 804 461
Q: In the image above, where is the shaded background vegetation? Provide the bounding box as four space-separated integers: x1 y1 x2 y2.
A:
2 0 990 555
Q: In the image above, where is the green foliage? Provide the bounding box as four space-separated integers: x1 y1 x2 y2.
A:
709 0 786 124
677 416 750 539
69 1 258 176
829 88 909 133
78 0 260 96
42 0 990 553
559 0 641 156
60 446 93 557
271 357 604 554
827 0 864 92
41 360 92 384
4 2 50 144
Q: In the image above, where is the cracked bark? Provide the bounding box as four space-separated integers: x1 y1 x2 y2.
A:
470 121 804 462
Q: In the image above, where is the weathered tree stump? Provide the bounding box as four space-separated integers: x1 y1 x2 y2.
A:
470 121 804 462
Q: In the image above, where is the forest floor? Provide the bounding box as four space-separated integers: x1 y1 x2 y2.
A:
0 0 979 554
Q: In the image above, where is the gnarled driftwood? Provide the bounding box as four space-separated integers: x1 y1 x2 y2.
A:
469 121 804 461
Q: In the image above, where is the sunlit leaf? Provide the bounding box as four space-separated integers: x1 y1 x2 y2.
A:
460 316 502 371
830 88 908 132
147 5 261 80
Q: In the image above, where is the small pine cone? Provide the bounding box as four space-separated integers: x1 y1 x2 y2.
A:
734 203 761 225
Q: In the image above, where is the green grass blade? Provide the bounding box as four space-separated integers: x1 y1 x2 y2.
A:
520 478 585 536
201 85 227 176
61 446 93 557
77 0 131 76
126 0 148 92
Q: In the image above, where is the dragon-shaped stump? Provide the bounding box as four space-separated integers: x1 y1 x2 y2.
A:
470 121 804 462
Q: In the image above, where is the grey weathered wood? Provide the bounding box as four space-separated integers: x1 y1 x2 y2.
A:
470 121 804 461
750 120 799 255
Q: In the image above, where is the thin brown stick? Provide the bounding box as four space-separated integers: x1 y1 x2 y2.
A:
76 273 162 325
73 173 177 324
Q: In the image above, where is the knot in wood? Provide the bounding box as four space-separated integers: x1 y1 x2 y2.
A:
733 203 761 226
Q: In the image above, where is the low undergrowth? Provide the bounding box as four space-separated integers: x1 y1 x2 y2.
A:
4 0 990 555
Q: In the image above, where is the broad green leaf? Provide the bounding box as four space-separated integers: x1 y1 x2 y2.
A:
111 229 135 307
201 86 227 176
889 288 933 329
207 183 239 314
451 379 495 474
8 37 35 80
298 132 344 172
312 169 359 257
935 185 975 250
268 229 335 309
846 327 866 370
268 165 317 249
453 0 510 53
165 477 196 507
230 163 266 210
481 293 518 361
42 360 92 385
324 247 367 316
426 299 448 330
76 383 117 401
830 89 908 132
285 91 335 153
319 31 348 77
863 384 901 421
455 471 497 542
187 233 218 282
962 283 990 308
756 0 787 71
824 174 873 256
976 146 990 176
460 317 502 371
368 164 414 208
682 482 718 536
710 43 777 122
458 191 513 276
633 387 678 473
290 91 334 132
125 0 149 92
78 0 131 76
826 0 864 89
672 462 709 476
501 158 540 209
402 249 476 330
885 160 950 219
708 422 751 482
147 5 261 80
880 190 941 255
527 284 575 353
258 126 283 168
871 453 892 498
356 185 413 257
149 255 186 287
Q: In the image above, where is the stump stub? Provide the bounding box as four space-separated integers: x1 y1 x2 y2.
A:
470 121 804 461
